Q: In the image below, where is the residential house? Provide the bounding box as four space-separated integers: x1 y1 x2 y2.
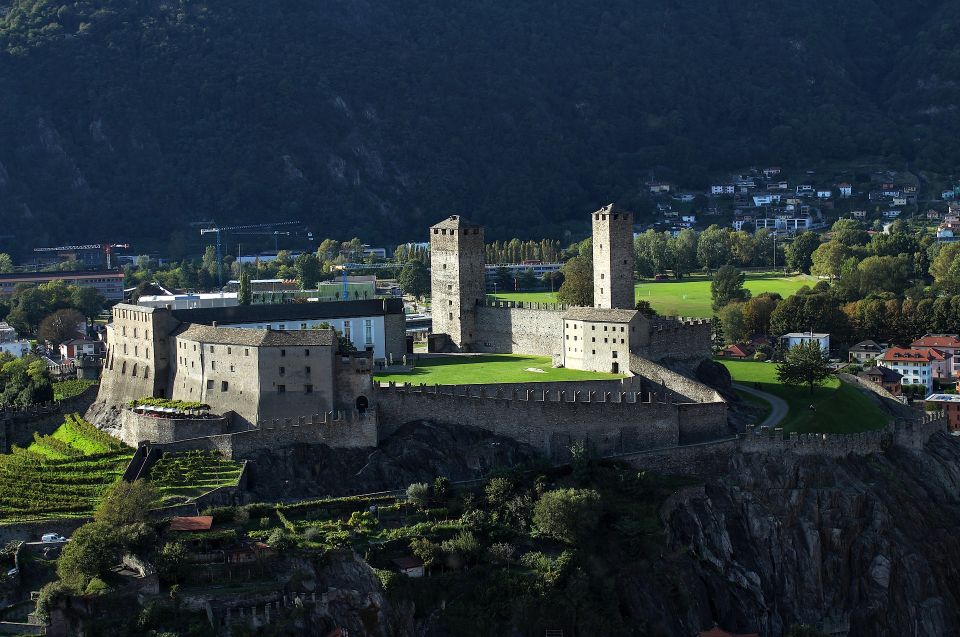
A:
0 322 30 358
924 394 960 432
59 339 104 361
850 210 867 220
911 334 960 378
893 196 908 207
767 180 790 191
719 343 754 359
796 185 814 196
838 183 853 198
782 332 830 352
680 214 697 224
762 167 781 178
883 209 901 219
879 348 949 393
926 209 942 220
942 190 955 201
858 366 903 396
848 340 884 363
816 190 832 199
648 182 672 194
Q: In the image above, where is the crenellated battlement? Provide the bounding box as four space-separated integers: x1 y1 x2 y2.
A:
378 381 671 405
253 409 372 429
480 297 569 312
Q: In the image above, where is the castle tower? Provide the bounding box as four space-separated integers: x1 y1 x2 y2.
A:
592 204 635 309
430 215 485 351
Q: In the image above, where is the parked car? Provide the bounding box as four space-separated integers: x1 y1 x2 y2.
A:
41 533 67 544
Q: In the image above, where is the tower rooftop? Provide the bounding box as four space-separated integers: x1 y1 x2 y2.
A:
431 215 482 230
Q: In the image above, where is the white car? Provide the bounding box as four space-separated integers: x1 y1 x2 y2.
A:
40 533 67 544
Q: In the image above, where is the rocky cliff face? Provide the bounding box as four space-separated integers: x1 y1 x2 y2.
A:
654 431 960 636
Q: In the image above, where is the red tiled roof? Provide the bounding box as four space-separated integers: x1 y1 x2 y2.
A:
722 344 754 358
168 516 213 532
912 335 960 349
882 347 947 363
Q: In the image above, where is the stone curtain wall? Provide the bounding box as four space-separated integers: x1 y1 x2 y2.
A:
628 353 724 403
836 372 902 403
473 305 565 357
641 318 712 362
375 382 681 461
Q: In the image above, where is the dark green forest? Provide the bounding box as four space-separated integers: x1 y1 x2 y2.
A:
0 0 959 254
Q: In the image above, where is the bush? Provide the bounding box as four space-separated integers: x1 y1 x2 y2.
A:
95 480 160 526
406 482 430 509
267 528 295 552
532 488 602 544
34 581 66 621
441 531 481 569
433 476 451 499
84 577 109 595
154 542 188 583
57 522 120 591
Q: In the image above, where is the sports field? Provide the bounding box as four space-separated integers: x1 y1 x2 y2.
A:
492 274 816 317
374 354 624 385
718 359 889 434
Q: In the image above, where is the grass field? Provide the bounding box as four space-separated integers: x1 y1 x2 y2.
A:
492 273 817 317
374 354 624 385
148 450 244 503
718 360 889 433
0 414 133 521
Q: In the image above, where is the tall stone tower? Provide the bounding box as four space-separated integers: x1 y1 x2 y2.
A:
592 204 635 309
430 215 485 351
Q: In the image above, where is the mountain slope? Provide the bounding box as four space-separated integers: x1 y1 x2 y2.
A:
0 0 957 253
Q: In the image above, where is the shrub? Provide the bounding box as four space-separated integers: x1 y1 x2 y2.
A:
34 581 66 621
57 522 120 591
433 476 451 499
532 488 602 544
95 480 160 526
84 577 109 595
406 482 430 509
267 528 295 552
441 531 481 569
484 477 514 509
154 542 188 583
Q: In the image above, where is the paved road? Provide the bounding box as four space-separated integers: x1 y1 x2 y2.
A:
733 383 789 429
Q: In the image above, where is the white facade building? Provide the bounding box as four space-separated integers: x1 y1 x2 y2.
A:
138 293 239 310
781 332 830 353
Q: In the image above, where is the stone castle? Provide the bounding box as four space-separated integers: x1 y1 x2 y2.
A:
91 206 732 463
427 206 712 370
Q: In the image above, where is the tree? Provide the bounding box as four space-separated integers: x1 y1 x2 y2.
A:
238 269 252 305
777 340 832 395
830 219 869 247
485 477 514 511
711 265 750 311
557 255 593 306
70 287 105 320
0 254 12 273
930 243 960 293
634 300 658 318
487 542 516 569
717 303 747 344
398 260 430 299
294 253 323 289
696 225 731 271
810 241 851 279
37 308 86 344
741 293 781 336
410 537 442 573
669 229 698 278
786 232 820 274
56 522 120 591
406 482 430 509
154 542 188 583
494 266 513 292
94 480 160 526
532 488 602 544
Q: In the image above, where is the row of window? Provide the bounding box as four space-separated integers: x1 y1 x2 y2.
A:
121 344 150 357
118 361 150 378
433 227 480 235
566 348 619 358
566 335 626 344
565 323 630 332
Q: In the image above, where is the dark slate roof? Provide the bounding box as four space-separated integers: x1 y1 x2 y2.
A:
175 324 336 347
170 298 403 325
850 340 883 352
430 215 481 229
859 366 902 382
563 307 638 323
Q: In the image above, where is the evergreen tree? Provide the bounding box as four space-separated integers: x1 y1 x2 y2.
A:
238 270 252 306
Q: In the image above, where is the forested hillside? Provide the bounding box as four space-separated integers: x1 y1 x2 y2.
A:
0 0 958 253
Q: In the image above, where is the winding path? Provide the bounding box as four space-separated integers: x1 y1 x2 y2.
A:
733 383 789 429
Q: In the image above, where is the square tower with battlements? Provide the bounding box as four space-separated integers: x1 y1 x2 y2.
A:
592 204 635 309
430 215 485 351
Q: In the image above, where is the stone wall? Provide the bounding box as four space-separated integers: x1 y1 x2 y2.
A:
640 318 712 362
376 382 681 461
0 517 90 544
473 305 564 357
0 385 99 452
152 410 378 460
629 353 723 403
119 410 229 446
837 372 903 403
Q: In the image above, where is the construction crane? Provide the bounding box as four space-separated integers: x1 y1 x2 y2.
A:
33 243 130 269
231 230 292 253
199 221 302 286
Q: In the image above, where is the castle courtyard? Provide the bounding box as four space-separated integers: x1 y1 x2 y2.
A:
373 354 626 385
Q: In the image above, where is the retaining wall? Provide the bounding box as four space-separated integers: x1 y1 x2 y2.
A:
641 318 712 362
0 385 99 452
473 305 565 357
150 410 378 460
119 410 229 446
376 382 681 461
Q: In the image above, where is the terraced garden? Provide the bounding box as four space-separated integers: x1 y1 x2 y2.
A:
0 414 133 521
148 450 244 503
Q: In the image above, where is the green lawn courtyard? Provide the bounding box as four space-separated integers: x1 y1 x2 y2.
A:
374 354 624 385
718 359 889 434
491 273 817 317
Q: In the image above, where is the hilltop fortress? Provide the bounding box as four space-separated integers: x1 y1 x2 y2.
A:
90 206 734 463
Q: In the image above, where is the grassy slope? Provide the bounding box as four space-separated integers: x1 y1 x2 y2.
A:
719 359 889 433
1 417 133 521
493 274 816 317
374 354 624 385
